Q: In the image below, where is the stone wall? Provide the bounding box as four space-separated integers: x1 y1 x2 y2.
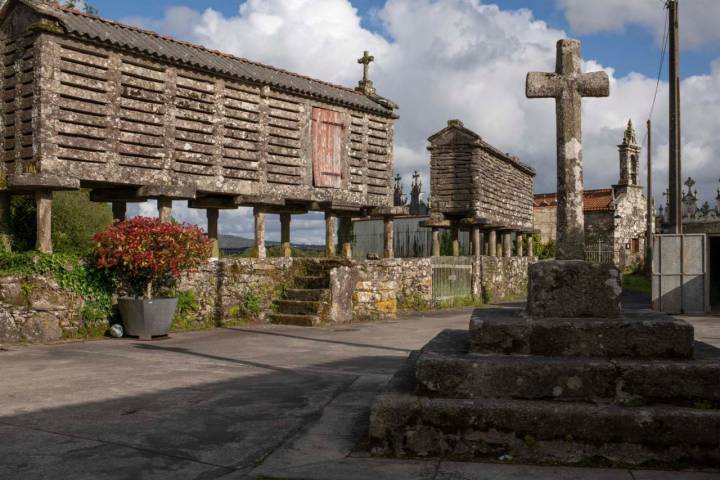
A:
351 258 433 321
476 256 531 302
612 185 648 270
0 275 83 343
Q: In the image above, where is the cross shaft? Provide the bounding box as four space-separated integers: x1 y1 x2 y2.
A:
526 39 609 260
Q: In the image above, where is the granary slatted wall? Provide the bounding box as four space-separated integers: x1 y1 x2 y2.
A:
0 0 397 210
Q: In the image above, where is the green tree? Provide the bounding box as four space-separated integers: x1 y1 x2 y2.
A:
9 190 113 254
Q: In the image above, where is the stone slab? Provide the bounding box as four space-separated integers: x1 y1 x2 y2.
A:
527 260 622 318
469 308 695 359
415 330 720 403
369 355 720 467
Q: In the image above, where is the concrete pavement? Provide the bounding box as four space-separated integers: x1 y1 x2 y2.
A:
0 307 718 480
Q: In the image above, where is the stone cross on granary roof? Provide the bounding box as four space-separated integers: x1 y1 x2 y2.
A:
356 50 376 95
526 39 609 260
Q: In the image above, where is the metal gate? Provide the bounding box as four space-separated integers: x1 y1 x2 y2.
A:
431 256 473 305
652 234 708 314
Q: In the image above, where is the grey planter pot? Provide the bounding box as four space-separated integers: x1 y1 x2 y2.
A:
118 297 178 341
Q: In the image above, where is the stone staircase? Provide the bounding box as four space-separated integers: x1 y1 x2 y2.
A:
268 259 347 327
369 307 720 467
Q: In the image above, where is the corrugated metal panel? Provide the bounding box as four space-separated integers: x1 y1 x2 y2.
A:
21 0 394 116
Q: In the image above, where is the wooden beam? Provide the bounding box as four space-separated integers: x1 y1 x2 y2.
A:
188 197 237 209
90 188 145 203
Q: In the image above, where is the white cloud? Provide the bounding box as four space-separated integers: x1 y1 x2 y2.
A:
557 0 720 49
122 0 720 242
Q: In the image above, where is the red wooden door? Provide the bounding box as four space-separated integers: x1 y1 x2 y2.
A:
312 108 345 188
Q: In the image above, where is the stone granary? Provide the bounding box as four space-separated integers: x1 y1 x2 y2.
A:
369 39 720 467
0 0 404 255
425 120 536 259
533 120 649 269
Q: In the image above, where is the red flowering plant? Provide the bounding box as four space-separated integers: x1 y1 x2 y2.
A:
93 217 213 298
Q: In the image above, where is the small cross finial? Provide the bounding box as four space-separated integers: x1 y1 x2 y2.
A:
684 177 696 191
356 51 376 96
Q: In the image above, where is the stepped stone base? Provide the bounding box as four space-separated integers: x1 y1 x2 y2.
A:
368 303 720 467
470 308 695 358
527 260 622 318
369 352 720 467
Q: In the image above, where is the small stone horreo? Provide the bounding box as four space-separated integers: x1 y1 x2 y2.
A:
526 39 610 260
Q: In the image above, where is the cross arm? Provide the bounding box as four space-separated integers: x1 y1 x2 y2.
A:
578 71 610 98
526 72 562 98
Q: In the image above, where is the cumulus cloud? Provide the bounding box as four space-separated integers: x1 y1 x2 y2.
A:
557 0 720 49
124 0 720 241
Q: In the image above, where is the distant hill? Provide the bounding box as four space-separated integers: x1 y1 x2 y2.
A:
219 234 323 252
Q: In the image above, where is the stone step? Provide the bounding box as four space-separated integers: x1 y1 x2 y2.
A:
469 307 694 359
268 313 320 327
416 330 720 404
369 354 720 467
284 288 329 301
294 275 330 289
274 299 324 316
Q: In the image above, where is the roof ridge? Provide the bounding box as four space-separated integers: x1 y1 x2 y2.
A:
39 1 368 98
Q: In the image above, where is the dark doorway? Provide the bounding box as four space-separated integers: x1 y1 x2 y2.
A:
710 236 720 313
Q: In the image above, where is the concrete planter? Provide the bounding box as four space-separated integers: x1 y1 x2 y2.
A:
118 297 178 340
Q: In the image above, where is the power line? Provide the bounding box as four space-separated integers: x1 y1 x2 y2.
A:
641 3 670 150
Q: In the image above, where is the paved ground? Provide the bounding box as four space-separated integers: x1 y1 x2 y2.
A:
1 304 719 480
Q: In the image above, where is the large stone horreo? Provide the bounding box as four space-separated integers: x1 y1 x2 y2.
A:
0 0 403 253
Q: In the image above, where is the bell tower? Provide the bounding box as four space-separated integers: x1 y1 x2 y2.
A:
618 119 641 186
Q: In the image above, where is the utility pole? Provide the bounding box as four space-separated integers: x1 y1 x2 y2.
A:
667 0 682 234
646 119 653 276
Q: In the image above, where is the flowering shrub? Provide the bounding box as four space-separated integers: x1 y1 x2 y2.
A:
93 217 212 298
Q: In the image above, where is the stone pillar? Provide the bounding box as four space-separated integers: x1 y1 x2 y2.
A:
472 225 481 258
35 190 52 254
280 213 291 257
383 215 394 259
207 208 220 258
431 227 441 257
516 233 523 257
157 198 172 223
254 206 266 259
488 229 497 257
111 201 127 222
502 232 512 258
325 211 337 258
339 216 353 259
527 235 534 257
0 192 11 252
451 224 460 257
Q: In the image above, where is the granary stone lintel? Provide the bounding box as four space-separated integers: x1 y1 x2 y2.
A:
188 196 237 210
457 217 490 227
137 184 196 200
90 188 146 203
8 173 80 191
368 205 408 217
234 195 285 207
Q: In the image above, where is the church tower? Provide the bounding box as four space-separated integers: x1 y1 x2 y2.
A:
618 119 641 186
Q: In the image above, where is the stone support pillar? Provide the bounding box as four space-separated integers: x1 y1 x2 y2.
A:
280 213 291 257
157 198 172 223
527 235 534 257
431 227 441 257
207 208 220 258
0 192 11 252
339 216 353 259
502 232 512 258
35 190 52 254
472 225 481 258
383 215 394 259
254 207 266 259
488 229 497 257
451 224 460 257
516 233 524 257
111 201 127 223
325 211 337 258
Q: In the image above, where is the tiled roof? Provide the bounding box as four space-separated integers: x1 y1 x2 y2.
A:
13 0 396 116
533 188 614 212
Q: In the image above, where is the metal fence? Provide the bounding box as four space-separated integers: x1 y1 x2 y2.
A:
351 217 470 259
431 256 473 305
585 241 616 264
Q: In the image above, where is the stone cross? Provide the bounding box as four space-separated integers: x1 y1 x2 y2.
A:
358 50 374 83
526 39 609 260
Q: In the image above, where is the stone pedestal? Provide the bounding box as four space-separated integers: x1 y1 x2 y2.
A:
527 260 621 318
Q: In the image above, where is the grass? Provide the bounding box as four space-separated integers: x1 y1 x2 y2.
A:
622 272 651 294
